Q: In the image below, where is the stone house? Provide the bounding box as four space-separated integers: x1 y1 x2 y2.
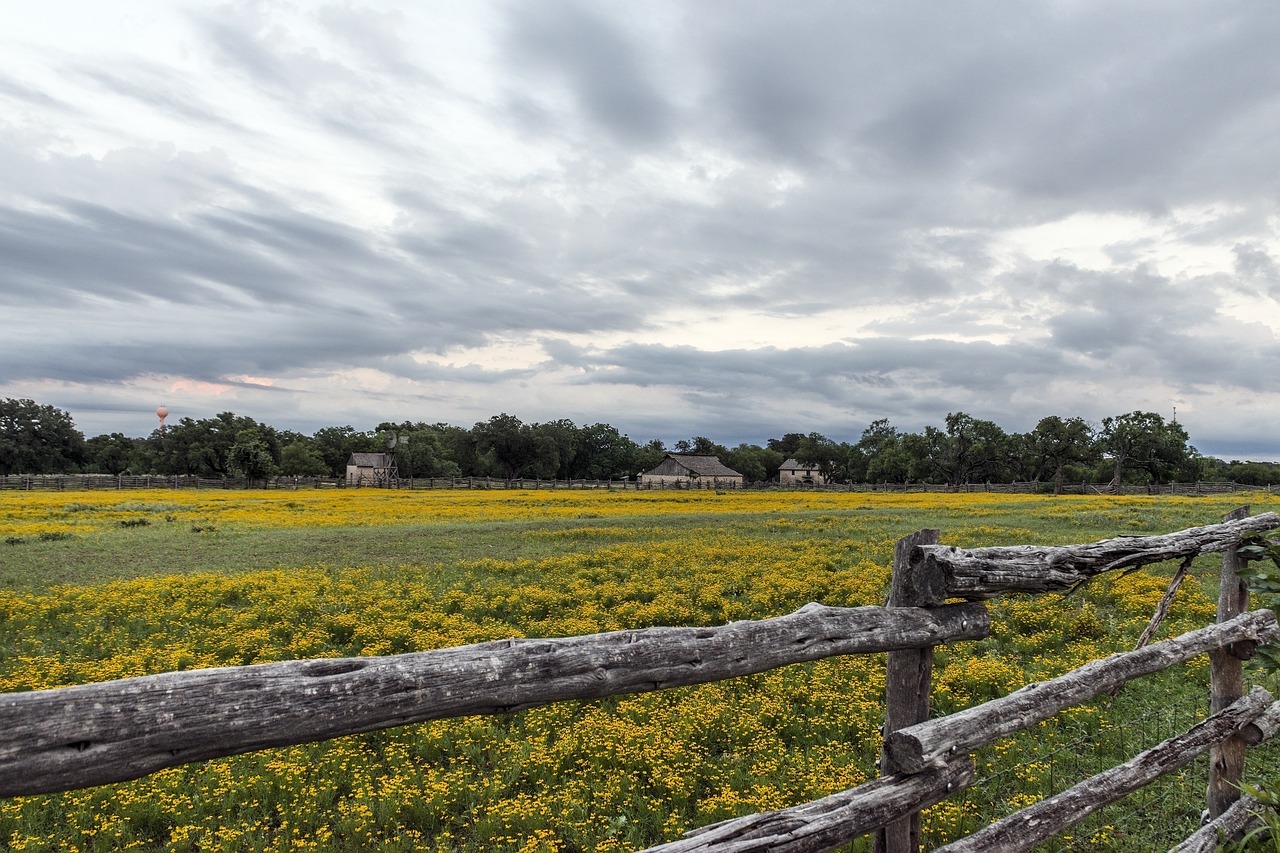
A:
778 458 825 486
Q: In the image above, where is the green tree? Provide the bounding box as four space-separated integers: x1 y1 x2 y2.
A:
858 420 912 483
1098 411 1192 486
228 429 278 486
635 439 668 476
673 436 728 458
311 425 379 478
767 433 806 456
388 424 463 479
0 399 86 475
434 423 482 477
154 412 281 477
532 419 579 479
795 432 854 482
910 413 1011 487
723 443 783 483
1216 460 1280 486
571 423 643 480
279 442 329 477
1028 416 1097 494
84 433 138 475
474 414 543 478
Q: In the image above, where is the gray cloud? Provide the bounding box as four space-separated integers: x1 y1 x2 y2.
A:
1 1 1278 459
503 0 674 146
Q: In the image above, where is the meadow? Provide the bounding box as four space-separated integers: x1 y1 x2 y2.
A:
1 488 1277 852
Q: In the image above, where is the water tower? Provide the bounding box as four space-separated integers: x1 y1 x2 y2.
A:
156 405 169 436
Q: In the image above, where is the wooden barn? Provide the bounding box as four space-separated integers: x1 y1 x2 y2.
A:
778 458 825 486
345 452 397 487
639 454 745 488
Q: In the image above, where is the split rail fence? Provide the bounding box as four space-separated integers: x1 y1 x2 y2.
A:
2 511 1280 850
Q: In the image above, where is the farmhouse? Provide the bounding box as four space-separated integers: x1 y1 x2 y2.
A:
639 453 745 488
345 452 396 486
778 458 825 485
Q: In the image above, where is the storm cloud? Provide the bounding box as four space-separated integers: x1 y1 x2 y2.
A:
2 1 1279 458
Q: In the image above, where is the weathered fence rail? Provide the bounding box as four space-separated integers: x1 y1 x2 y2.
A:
641 760 977 853
3 513 1280 851
914 512 1280 602
883 610 1276 774
0 603 987 797
933 687 1277 853
1176 792 1264 853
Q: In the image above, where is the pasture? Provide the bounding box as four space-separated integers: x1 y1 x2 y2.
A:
1 489 1277 851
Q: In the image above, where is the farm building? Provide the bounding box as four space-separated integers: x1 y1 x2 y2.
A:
345 452 397 487
639 454 745 488
778 458 825 485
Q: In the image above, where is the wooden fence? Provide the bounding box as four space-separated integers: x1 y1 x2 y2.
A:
2 512 1280 850
0 473 1273 495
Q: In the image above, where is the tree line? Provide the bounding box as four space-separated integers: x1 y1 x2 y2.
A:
2 398 1278 491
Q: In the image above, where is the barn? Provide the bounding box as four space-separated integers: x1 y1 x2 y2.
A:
639 454 745 488
345 452 396 487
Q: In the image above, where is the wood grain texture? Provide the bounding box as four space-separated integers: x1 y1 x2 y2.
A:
1239 699 1280 746
877 529 942 853
1173 793 1263 853
0 601 989 796
911 512 1280 603
933 687 1274 853
884 610 1280 773
1207 506 1252 820
641 759 974 853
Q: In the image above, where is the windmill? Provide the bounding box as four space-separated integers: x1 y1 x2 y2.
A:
380 431 407 486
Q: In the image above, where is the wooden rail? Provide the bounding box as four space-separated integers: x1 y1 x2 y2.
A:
2 514 1279 851
1176 792 1264 852
0 603 987 796
640 760 976 853
933 687 1278 853
912 512 1280 602
883 610 1278 773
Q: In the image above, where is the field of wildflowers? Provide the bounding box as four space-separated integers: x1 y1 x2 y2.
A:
1 488 1276 851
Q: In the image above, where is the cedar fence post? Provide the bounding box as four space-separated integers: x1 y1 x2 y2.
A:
876 528 943 853
1207 506 1250 821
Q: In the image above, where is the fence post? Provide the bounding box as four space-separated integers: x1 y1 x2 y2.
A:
1207 506 1250 821
876 528 942 853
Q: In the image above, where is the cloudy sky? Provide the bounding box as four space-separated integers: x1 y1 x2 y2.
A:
3 1 1280 458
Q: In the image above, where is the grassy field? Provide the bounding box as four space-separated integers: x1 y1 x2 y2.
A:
1 488 1277 852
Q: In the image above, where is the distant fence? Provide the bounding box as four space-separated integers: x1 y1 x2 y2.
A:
0 473 1272 495
3 511 1280 851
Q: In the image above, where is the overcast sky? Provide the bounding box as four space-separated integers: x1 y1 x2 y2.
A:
3 1 1280 459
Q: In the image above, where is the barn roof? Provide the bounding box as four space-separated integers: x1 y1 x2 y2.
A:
347 452 392 467
664 454 743 477
779 458 819 471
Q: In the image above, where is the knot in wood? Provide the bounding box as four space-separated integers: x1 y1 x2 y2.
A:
1046 552 1073 569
